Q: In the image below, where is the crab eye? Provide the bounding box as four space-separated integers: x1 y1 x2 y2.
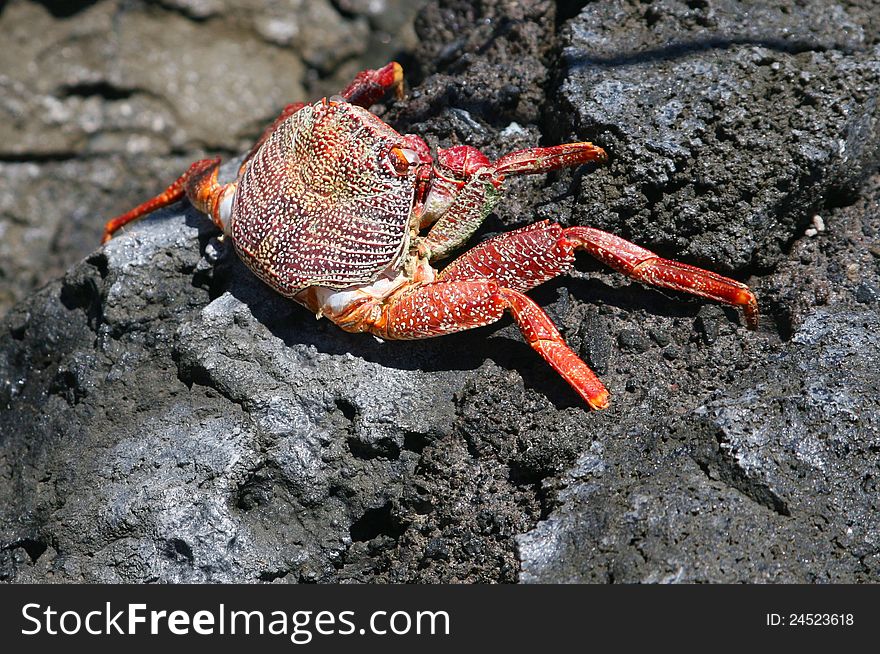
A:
399 148 419 165
387 146 415 176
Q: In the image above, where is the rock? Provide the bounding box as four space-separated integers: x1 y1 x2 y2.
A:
0 155 194 313
855 281 878 303
410 0 555 126
2 0 880 584
0 211 439 582
556 0 880 272
617 328 652 353
0 204 576 581
757 164 880 335
0 1 305 158
519 309 880 583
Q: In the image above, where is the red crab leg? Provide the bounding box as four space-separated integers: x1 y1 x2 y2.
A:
438 220 759 329
502 288 610 409
334 280 609 409
102 158 233 243
563 226 759 328
492 142 608 176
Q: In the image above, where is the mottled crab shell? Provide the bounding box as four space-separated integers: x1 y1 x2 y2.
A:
230 101 418 297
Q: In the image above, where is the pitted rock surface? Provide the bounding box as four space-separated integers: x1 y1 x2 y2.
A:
1 0 879 582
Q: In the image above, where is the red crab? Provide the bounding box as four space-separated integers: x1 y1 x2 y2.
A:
102 63 758 410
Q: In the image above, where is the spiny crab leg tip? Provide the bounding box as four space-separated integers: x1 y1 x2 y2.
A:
568 141 607 164
589 391 611 411
745 300 760 330
584 142 608 161
737 289 760 330
101 225 118 244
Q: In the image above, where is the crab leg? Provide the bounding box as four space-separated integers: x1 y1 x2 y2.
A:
492 142 608 176
347 280 609 409
502 288 610 409
438 220 759 329
102 158 234 242
564 226 759 327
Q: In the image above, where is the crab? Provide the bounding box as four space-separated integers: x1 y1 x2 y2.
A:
102 62 758 410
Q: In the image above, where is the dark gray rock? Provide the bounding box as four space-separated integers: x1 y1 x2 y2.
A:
1 0 880 584
0 206 564 582
855 281 879 303
556 0 880 272
517 153 880 582
519 309 880 583
0 211 436 582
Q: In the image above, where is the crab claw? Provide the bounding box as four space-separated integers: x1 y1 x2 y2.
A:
341 62 405 107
